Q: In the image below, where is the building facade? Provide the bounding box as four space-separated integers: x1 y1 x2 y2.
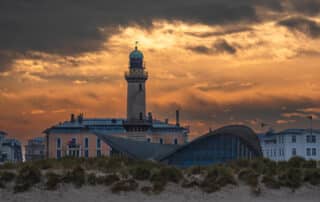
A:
44 45 189 159
25 137 46 161
0 131 23 163
259 129 320 161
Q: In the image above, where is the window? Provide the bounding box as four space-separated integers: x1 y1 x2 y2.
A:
312 148 316 156
97 138 101 149
85 150 89 158
139 112 143 120
307 135 311 143
307 148 311 156
57 138 61 148
292 135 296 143
174 138 178 145
97 150 101 157
57 150 61 159
147 138 151 143
159 138 163 144
139 83 143 91
306 135 316 143
84 137 89 148
292 148 296 156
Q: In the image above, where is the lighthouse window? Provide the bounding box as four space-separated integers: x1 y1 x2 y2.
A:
139 83 142 91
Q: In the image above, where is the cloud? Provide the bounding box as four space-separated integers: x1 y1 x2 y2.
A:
0 0 264 70
186 46 212 54
276 119 296 124
187 39 237 55
149 92 320 134
298 107 320 113
73 80 88 85
185 26 253 38
31 109 46 115
289 0 320 16
278 17 320 38
197 81 256 92
213 39 237 54
0 0 319 70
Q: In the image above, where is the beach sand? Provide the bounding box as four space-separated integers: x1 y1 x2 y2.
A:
1 184 319 202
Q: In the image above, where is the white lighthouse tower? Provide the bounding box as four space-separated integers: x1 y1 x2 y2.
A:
124 43 150 132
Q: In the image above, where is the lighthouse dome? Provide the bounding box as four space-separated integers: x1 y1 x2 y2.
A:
129 47 144 59
129 45 144 68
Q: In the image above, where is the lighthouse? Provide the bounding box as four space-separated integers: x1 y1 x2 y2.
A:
124 43 150 131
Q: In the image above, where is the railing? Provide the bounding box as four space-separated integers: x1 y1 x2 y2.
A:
124 69 148 80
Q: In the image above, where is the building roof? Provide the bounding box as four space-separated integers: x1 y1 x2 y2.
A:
158 125 262 161
262 128 320 137
95 133 180 160
96 125 261 162
2 138 21 147
0 131 7 136
44 118 187 134
129 47 143 59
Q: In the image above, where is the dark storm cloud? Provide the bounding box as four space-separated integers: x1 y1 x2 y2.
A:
0 0 319 71
187 39 237 55
0 0 270 71
289 0 320 16
278 17 320 38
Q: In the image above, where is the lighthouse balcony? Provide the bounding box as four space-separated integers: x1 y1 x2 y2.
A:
125 69 148 81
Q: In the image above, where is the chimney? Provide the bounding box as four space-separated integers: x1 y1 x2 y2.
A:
176 110 180 126
148 112 153 122
78 113 84 124
70 114 75 123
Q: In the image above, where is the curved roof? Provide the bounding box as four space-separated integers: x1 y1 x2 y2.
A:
94 125 261 163
95 133 180 160
159 125 262 160
129 47 143 59
213 125 261 153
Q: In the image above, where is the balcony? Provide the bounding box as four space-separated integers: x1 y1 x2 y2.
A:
125 69 148 81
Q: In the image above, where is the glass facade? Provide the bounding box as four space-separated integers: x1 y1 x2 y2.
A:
163 134 260 167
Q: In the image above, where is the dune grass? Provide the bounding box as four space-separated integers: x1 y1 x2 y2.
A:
0 156 318 194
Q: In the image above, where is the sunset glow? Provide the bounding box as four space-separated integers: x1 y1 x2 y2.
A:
1 1 320 143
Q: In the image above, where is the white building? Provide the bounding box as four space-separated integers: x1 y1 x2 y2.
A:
25 137 45 161
259 129 320 161
0 131 23 163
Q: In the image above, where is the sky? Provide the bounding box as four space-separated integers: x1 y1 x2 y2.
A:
1 0 320 143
